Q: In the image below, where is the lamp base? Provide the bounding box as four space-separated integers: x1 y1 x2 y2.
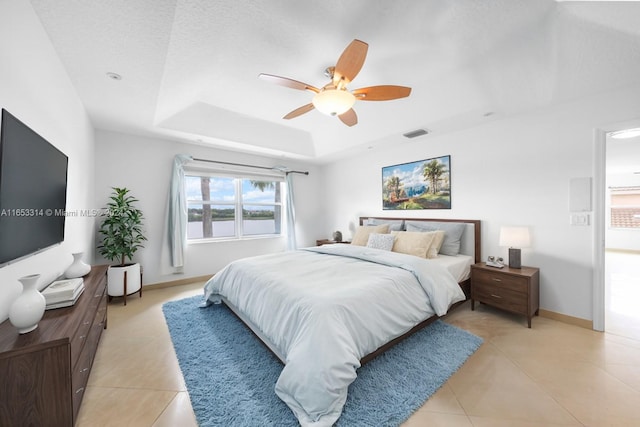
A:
508 248 521 269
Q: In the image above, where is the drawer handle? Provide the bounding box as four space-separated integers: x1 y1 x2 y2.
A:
83 321 91 326
492 278 502 282
490 294 503 299
75 387 85 394
79 335 86 340
80 367 89 373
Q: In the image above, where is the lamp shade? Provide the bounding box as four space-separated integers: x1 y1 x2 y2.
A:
312 88 355 116
499 226 530 248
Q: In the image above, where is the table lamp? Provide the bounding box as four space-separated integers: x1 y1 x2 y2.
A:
499 226 530 269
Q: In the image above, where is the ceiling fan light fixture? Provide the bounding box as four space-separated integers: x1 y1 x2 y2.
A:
312 88 355 116
610 128 640 139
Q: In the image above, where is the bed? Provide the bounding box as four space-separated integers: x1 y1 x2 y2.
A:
203 217 481 426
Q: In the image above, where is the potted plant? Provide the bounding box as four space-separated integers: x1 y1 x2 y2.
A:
98 187 147 302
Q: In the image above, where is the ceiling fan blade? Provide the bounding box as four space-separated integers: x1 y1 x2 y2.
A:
259 73 319 93
333 39 368 86
338 108 357 127
283 103 315 120
352 85 412 101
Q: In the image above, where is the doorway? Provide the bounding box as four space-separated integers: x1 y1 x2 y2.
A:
598 128 640 339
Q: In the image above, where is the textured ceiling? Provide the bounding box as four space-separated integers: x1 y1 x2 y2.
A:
29 0 640 162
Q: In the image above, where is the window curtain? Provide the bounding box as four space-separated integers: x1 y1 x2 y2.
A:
168 154 192 267
285 173 297 250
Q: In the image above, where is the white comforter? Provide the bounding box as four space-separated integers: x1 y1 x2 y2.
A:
203 244 465 426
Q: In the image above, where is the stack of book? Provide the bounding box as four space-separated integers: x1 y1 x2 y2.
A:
42 278 85 310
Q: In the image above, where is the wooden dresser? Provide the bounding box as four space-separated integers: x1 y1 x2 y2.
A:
0 265 108 426
470 262 539 328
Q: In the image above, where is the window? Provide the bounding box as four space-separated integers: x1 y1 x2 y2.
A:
185 173 284 240
610 186 640 229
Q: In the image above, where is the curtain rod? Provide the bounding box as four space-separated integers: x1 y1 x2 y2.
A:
191 157 309 176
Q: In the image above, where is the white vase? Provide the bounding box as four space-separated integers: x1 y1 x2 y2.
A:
65 252 91 278
9 274 46 334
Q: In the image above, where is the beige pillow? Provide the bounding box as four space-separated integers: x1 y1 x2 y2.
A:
352 224 390 246
391 231 436 258
426 230 446 259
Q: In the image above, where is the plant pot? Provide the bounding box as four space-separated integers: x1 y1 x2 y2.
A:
9 274 46 334
107 263 141 297
65 252 91 278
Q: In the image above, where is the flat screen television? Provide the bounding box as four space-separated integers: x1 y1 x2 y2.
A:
0 109 68 266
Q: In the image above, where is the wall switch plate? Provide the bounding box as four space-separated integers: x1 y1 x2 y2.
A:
570 213 590 226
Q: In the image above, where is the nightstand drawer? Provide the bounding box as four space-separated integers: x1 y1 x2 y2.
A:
470 263 540 328
472 269 528 293
472 282 527 314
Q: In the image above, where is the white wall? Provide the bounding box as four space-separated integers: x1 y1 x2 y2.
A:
94 130 322 285
0 1 95 322
319 84 640 322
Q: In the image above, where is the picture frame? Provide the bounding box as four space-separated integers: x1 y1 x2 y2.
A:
382 155 451 210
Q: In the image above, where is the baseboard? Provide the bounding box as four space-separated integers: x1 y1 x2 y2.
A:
538 309 593 330
605 248 640 255
143 274 213 290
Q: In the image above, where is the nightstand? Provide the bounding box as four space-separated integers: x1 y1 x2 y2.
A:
470 263 540 328
315 239 351 246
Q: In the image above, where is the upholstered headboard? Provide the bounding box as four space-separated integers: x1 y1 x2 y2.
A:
359 217 481 264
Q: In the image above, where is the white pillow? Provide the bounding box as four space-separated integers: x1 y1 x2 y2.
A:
366 218 404 231
425 230 446 258
390 231 436 258
366 233 396 251
352 224 390 246
405 221 466 256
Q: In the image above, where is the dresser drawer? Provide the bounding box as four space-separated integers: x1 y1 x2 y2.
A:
69 314 92 366
472 269 528 293
71 294 107 419
70 284 107 363
472 282 527 315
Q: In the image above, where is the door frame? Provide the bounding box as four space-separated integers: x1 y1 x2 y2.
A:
593 119 640 331
593 129 606 332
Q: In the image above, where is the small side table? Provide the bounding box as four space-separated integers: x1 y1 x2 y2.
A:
316 239 351 246
470 262 540 328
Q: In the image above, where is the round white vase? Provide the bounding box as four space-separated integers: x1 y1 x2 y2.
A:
65 252 91 278
9 274 46 334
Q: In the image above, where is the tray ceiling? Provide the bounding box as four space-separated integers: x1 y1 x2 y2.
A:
29 0 640 162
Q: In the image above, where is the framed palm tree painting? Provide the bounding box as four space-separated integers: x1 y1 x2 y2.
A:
382 155 451 210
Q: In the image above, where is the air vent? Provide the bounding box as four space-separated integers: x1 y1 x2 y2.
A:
403 129 429 139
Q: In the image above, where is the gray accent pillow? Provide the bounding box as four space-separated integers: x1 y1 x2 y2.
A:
366 233 396 251
366 218 404 231
405 221 466 256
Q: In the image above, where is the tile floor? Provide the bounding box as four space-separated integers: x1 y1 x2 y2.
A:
77 281 640 427
605 250 640 342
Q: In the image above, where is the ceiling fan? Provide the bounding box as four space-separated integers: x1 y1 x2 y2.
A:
259 39 411 127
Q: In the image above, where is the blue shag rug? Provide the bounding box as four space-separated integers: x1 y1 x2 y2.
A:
162 296 482 426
